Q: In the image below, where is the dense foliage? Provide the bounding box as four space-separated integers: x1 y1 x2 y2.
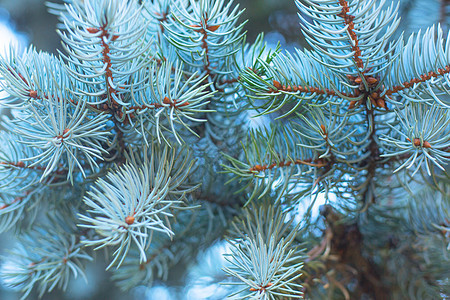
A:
0 0 448 299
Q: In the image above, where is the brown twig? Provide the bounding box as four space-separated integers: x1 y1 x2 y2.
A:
248 158 328 173
338 0 364 69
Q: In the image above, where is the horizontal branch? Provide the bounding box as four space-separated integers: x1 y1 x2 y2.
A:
0 161 70 181
0 161 46 171
249 158 328 173
127 97 190 111
384 65 450 96
0 189 32 210
268 80 351 98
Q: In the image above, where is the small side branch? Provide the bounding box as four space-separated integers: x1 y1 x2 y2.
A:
190 13 220 75
384 65 450 97
127 97 190 112
0 161 46 171
0 192 30 210
269 80 352 98
338 0 364 69
248 158 328 173
86 26 120 110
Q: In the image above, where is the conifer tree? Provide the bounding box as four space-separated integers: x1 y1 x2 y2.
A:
0 0 448 299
